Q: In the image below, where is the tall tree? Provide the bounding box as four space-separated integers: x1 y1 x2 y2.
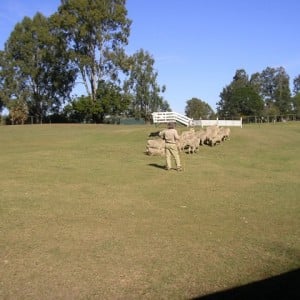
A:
0 49 19 112
55 0 131 101
259 67 277 105
0 51 5 112
260 66 291 114
293 75 300 95
273 67 291 114
292 93 300 119
249 72 262 95
217 69 263 118
292 75 300 118
185 98 215 119
1 13 76 122
160 100 171 112
232 69 249 88
230 86 264 116
124 49 167 121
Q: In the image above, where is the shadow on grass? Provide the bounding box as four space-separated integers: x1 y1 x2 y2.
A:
191 268 300 300
148 163 166 170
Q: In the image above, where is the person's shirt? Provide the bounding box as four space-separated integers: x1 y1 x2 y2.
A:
159 128 180 144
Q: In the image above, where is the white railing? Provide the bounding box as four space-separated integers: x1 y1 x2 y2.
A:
152 112 242 128
152 112 192 126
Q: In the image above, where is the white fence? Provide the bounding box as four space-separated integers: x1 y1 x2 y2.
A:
151 112 192 126
192 118 243 128
152 112 243 128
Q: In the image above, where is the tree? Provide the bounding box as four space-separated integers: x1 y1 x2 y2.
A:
124 49 168 122
8 98 29 125
0 50 17 112
232 69 249 88
292 75 300 118
160 100 171 112
260 66 291 114
292 93 300 119
0 51 5 112
249 72 262 95
64 81 131 124
259 67 277 105
55 0 131 102
217 69 263 118
96 80 130 122
217 69 249 118
293 75 300 95
230 86 264 116
185 98 215 119
1 13 76 122
273 67 291 114
63 95 102 123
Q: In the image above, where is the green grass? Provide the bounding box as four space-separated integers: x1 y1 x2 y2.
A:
0 122 299 299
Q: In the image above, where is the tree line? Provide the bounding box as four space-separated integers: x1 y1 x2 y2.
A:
0 0 299 124
0 0 170 124
216 68 300 120
184 68 300 122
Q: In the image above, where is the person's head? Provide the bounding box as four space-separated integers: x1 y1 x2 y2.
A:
167 122 175 129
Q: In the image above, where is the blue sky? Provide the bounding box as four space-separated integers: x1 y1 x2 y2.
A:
1 0 299 114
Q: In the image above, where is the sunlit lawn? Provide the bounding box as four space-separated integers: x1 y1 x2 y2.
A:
0 122 299 299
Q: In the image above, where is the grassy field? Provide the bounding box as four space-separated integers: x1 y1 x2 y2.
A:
0 122 299 299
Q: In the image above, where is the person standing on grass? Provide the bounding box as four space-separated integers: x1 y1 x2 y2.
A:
159 122 182 171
